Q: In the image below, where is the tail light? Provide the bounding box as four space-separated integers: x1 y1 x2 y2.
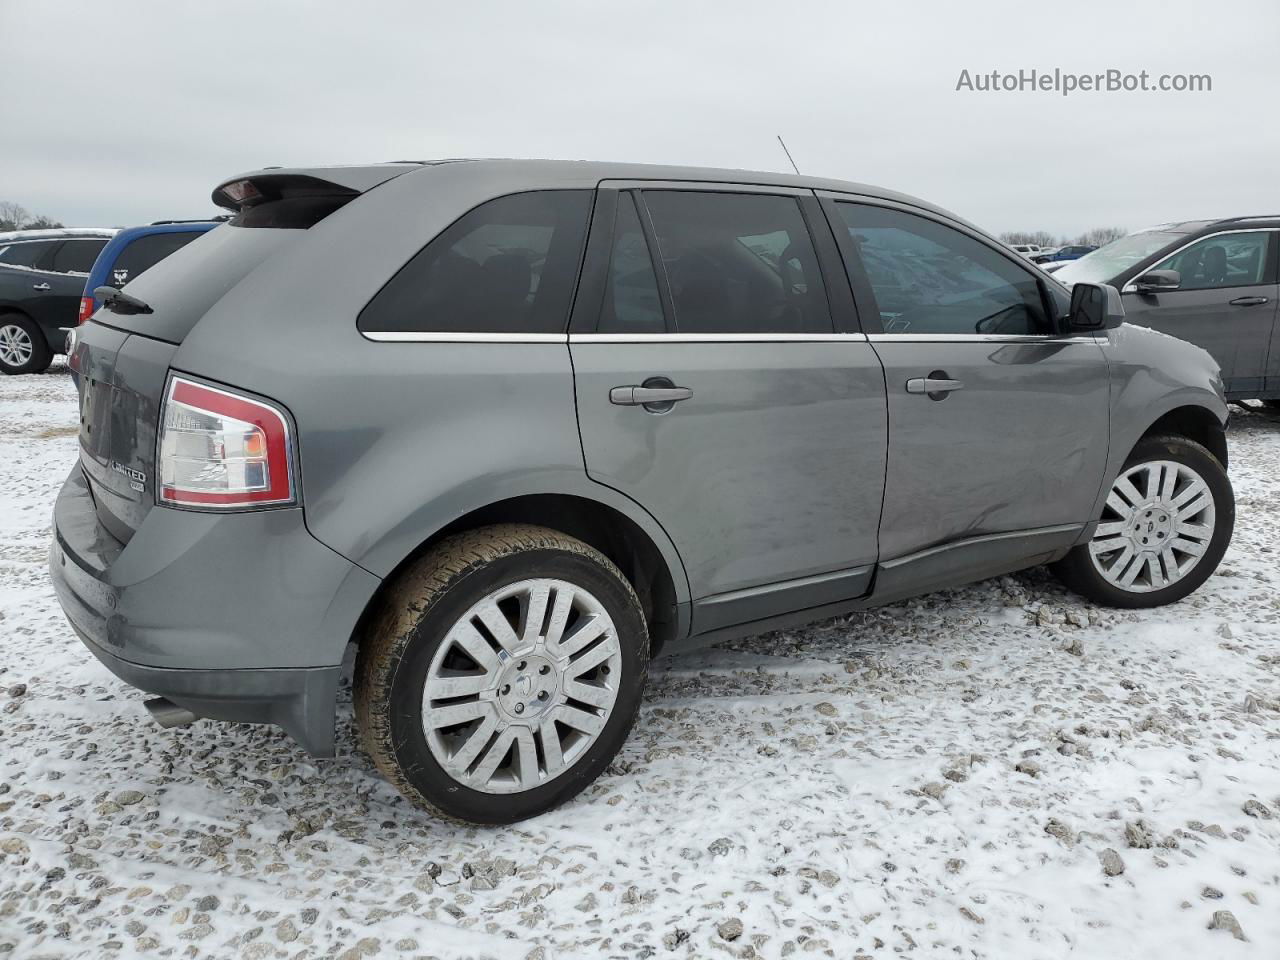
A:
158 377 295 508
77 296 94 325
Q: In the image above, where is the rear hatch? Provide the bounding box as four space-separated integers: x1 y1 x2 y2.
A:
72 165 418 542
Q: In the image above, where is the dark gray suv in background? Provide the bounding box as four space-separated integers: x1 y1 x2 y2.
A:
1055 216 1280 406
51 160 1234 823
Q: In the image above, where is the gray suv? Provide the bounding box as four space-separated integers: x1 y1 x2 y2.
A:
1055 217 1280 406
50 160 1235 824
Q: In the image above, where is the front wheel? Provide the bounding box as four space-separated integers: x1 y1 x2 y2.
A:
355 524 648 824
1052 435 1233 608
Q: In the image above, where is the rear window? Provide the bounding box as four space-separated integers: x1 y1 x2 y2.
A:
111 231 206 285
358 191 593 336
0 240 57 268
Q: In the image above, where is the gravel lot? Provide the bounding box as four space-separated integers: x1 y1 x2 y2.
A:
1 364 1278 959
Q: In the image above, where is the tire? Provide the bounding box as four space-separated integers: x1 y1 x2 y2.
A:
1052 435 1233 609
355 523 648 824
0 313 52 375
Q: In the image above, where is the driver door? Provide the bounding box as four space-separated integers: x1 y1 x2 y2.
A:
822 195 1111 580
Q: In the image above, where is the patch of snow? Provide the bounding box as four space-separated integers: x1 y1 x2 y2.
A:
0 365 1277 958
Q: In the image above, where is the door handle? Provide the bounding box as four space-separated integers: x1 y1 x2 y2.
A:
906 374 964 400
610 385 694 406
32 282 51 291
1229 296 1269 306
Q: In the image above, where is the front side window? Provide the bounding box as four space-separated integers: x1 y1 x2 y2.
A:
641 191 831 334
0 240 57 268
835 203 1049 336
359 191 592 335
50 239 108 274
111 231 205 285
599 193 665 334
1147 231 1270 291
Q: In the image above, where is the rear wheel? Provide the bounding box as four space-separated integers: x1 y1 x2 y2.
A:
355 524 648 824
1052 435 1233 608
0 313 52 375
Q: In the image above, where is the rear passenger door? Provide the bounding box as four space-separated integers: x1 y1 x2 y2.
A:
569 184 888 634
823 196 1111 589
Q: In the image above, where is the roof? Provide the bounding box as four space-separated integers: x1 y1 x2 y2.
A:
213 158 972 230
0 227 118 243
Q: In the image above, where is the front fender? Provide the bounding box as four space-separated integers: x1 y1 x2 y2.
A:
1090 323 1228 523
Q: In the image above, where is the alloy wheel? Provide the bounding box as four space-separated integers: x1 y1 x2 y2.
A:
1088 459 1216 593
421 577 623 794
0 324 33 368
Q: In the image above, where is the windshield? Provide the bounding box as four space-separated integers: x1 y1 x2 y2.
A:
1054 229 1187 285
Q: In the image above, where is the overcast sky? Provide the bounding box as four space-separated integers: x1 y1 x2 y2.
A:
3 0 1276 238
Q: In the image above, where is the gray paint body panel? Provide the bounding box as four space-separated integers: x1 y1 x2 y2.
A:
572 339 888 605
871 338 1112 559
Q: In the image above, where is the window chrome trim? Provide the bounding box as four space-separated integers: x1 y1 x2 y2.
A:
570 332 869 343
1122 227 1280 293
360 331 569 343
866 333 1097 344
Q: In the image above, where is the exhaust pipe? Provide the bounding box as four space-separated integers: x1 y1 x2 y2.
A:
144 697 198 729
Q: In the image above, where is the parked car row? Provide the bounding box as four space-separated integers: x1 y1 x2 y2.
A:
1005 241 1097 264
1033 243 1096 264
0 220 220 373
51 159 1237 823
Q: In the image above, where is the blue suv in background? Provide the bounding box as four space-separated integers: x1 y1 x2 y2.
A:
78 220 222 325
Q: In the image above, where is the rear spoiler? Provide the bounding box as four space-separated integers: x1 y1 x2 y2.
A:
210 163 422 213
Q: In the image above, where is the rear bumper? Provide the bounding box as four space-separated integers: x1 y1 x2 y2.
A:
49 465 381 756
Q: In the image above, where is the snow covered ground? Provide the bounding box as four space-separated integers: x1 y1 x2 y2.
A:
1 363 1278 960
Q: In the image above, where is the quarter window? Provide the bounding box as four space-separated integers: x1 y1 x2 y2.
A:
641 191 832 334
1147 231 1270 291
358 191 592 335
50 239 108 274
599 193 665 334
835 203 1050 336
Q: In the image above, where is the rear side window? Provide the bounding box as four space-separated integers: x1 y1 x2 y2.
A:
359 191 592 335
51 239 108 274
835 203 1050 336
0 240 58 268
641 191 832 334
111 231 205 285
600 193 665 334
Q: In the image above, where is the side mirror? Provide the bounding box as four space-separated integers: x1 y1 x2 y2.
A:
1067 282 1125 333
1134 269 1179 295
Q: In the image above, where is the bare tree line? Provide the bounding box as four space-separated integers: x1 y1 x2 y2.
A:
0 201 64 232
999 226 1127 249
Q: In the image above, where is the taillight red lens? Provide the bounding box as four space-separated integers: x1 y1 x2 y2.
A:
157 377 295 508
77 296 94 325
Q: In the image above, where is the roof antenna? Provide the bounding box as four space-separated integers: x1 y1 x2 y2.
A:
776 135 801 175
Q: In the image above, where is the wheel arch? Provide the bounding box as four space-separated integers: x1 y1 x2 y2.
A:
1083 396 1228 539
352 492 689 657
1138 404 1228 469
